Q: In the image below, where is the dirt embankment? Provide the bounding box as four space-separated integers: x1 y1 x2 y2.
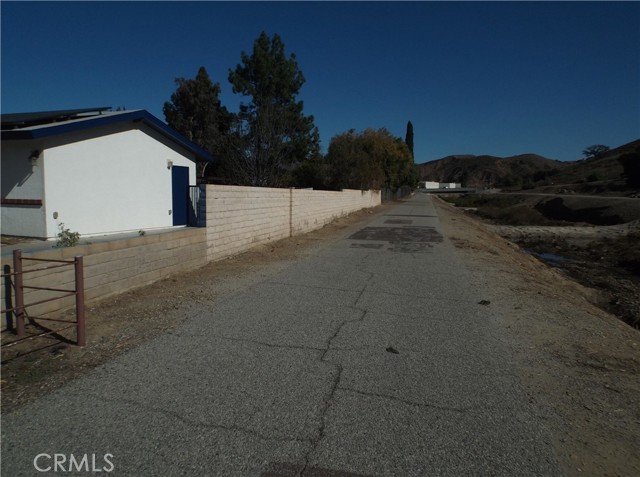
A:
496 222 640 329
434 196 640 477
442 193 640 329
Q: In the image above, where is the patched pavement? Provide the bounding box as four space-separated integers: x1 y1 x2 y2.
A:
1 194 560 476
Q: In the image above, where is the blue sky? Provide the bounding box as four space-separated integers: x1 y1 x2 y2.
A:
2 1 639 163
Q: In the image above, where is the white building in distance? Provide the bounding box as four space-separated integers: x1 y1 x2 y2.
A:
417 181 462 189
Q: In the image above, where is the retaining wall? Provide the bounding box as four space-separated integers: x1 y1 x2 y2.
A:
1 228 206 328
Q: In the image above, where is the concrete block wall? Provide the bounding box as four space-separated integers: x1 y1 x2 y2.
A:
205 185 291 262
291 189 380 235
205 185 380 261
1 228 206 329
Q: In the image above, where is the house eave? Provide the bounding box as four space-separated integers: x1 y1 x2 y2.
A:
1 110 214 163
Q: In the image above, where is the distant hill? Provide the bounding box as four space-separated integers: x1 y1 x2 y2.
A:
417 153 565 188
417 139 640 189
548 139 640 186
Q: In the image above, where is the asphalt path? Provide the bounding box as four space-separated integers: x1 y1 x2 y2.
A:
2 194 560 476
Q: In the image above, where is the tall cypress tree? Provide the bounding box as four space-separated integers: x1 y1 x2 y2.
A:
405 121 414 159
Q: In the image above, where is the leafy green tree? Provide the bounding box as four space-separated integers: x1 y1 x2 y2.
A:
163 67 231 162
290 154 330 189
226 32 320 187
582 144 610 160
405 121 414 158
326 128 415 190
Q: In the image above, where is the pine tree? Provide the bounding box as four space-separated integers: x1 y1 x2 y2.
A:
226 32 319 187
163 66 231 159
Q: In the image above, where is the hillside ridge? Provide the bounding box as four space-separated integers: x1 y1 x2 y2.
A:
417 139 640 189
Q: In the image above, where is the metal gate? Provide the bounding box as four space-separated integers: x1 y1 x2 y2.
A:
188 185 206 227
1 250 86 348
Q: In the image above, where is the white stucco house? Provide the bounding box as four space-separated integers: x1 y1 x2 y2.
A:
1 107 212 239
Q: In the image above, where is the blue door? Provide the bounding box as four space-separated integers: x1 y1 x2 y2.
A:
171 166 189 226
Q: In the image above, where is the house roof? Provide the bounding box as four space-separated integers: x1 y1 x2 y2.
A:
1 108 214 162
1 107 112 129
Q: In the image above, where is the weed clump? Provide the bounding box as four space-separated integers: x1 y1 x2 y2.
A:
56 223 80 247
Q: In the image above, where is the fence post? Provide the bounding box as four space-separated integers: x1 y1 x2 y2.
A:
4 264 14 332
75 256 86 346
198 184 206 228
13 249 25 338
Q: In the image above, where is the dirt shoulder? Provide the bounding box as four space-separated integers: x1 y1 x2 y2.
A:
434 196 640 477
1 204 392 414
495 222 640 329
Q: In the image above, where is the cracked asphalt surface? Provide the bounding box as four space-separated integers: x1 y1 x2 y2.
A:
1 194 560 476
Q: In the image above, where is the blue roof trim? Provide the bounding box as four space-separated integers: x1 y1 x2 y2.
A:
1 110 214 163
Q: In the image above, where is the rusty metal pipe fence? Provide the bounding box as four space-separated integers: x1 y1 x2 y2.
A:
1 250 86 347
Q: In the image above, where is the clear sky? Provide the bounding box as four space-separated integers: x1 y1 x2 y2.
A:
2 1 639 163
